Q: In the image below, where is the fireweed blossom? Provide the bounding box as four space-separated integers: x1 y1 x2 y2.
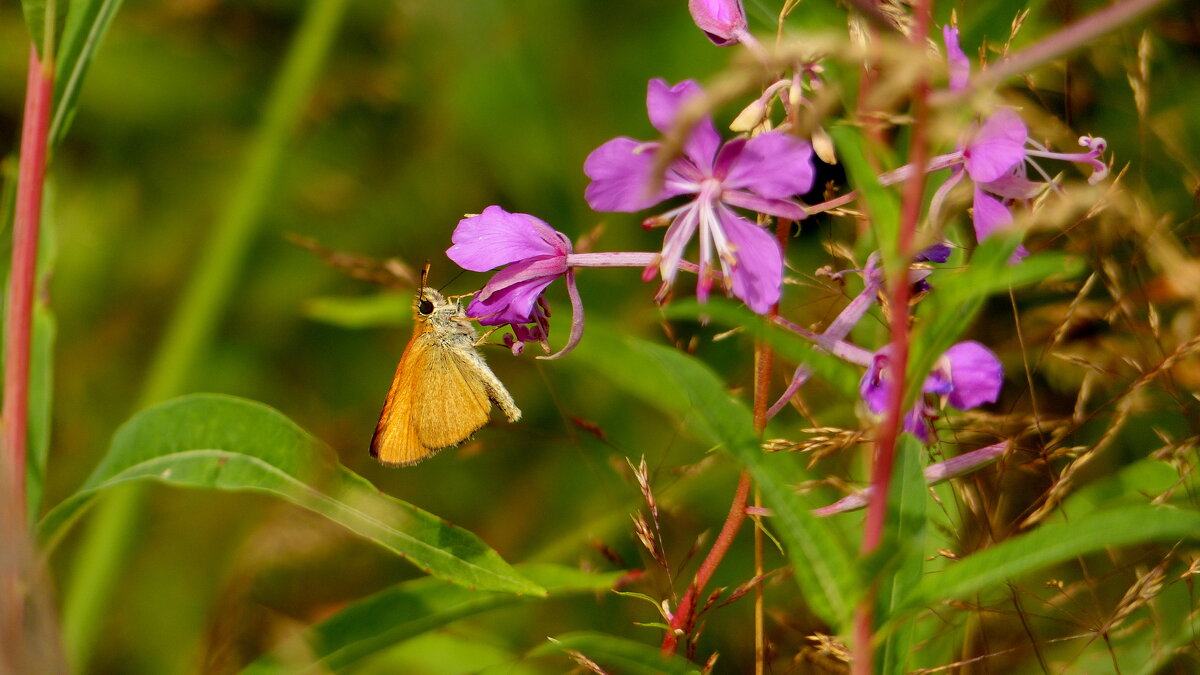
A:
447 205 680 359
585 78 815 314
860 340 1004 441
929 26 1109 260
688 0 750 47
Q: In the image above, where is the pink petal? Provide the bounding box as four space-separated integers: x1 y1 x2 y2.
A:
466 256 564 325
971 185 1013 241
943 25 970 92
688 0 747 46
721 131 814 199
964 109 1027 183
943 341 1004 409
447 206 566 272
646 79 720 170
717 208 782 314
584 137 685 212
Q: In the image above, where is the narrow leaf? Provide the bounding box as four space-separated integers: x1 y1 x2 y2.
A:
38 394 544 597
50 0 128 147
899 505 1200 614
242 564 625 673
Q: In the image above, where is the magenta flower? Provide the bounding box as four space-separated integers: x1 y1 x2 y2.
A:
934 27 1108 262
584 79 814 314
688 0 748 46
860 340 1003 441
446 206 582 358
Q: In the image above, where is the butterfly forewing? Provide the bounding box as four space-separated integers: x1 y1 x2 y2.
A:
412 346 492 448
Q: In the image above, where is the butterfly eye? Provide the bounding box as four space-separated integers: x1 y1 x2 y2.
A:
418 299 435 315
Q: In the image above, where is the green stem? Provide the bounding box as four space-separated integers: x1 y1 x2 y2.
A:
60 1 351 668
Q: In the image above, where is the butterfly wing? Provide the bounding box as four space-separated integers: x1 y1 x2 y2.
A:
411 345 492 449
370 333 492 466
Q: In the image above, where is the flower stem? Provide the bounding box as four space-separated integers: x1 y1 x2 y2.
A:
660 470 752 655
853 1 934 673
5 45 54 530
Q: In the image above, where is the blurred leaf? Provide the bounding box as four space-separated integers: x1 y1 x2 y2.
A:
20 0 65 57
664 299 862 399
573 325 859 626
876 434 927 674
242 563 625 673
49 0 128 147
530 631 701 675
38 394 544 597
303 293 411 329
830 124 900 269
898 505 1200 615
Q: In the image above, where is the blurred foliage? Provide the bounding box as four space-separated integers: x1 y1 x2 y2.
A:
2 0 1200 673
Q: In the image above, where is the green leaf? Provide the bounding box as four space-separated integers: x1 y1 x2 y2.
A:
907 236 1084 409
572 325 858 626
49 0 128 147
530 632 701 675
20 0 65 57
241 564 624 673
829 124 900 271
302 293 411 328
898 505 1200 615
663 299 863 399
39 394 544 597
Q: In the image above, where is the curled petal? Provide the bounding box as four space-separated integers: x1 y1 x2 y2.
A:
646 78 720 169
538 268 586 360
718 208 782 314
943 341 1004 409
943 25 970 92
980 171 1044 200
688 0 747 46
584 137 684 212
721 131 815 199
467 255 564 326
965 109 1027 182
929 165 965 225
447 206 567 272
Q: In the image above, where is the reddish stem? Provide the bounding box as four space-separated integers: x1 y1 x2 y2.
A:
5 45 53 528
661 470 752 655
852 2 933 674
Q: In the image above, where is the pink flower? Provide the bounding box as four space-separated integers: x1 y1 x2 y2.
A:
584 79 814 314
689 0 748 46
860 340 1003 441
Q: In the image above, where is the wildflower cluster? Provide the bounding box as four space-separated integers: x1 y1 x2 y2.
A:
443 0 1109 449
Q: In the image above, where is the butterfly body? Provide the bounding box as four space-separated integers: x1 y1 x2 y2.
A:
371 287 520 466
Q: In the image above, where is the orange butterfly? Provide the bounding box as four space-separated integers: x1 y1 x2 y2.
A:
371 268 521 465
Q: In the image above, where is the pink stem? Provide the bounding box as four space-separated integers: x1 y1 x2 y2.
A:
853 1 933 672
5 45 53 528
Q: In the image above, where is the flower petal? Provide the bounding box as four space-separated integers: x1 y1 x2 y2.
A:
971 185 1013 241
688 0 747 46
943 25 970 92
914 241 952 263
646 79 720 170
717 208 782 314
658 206 701 285
721 190 807 220
447 206 566 272
584 137 686 212
860 350 891 414
964 109 1027 182
721 131 815 198
538 268 586 360
466 256 563 326
943 341 1004 409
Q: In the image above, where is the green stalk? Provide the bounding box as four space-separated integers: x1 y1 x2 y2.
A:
60 0 351 668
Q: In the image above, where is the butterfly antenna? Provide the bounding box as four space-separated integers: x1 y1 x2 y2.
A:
438 267 467 292
419 261 431 292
